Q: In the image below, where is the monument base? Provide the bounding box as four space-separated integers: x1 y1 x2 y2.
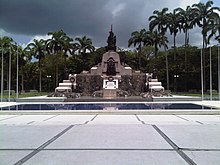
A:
103 89 117 98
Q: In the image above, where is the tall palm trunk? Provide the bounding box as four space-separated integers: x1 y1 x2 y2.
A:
56 65 58 86
154 43 158 57
138 43 142 69
64 55 67 79
82 50 88 70
173 34 177 92
63 51 68 79
21 70 24 92
1 45 4 102
173 34 177 61
55 51 60 87
202 34 206 92
39 59 42 92
184 29 189 92
164 45 169 90
5 53 9 90
202 18 208 92
6 68 9 90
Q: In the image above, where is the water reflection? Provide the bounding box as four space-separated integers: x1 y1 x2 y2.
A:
1 103 214 110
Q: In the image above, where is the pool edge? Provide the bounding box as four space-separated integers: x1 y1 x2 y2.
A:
0 109 220 115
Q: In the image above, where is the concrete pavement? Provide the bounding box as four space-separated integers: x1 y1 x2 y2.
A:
1 114 220 165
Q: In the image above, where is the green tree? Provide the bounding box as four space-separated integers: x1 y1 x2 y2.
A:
207 11 220 43
47 30 69 53
166 10 182 60
46 30 74 84
17 46 31 92
192 0 220 91
26 39 46 92
149 8 169 35
0 36 14 91
146 30 168 57
175 6 195 91
75 36 95 54
175 6 194 47
128 29 148 69
148 8 170 89
192 1 220 48
75 36 95 70
23 62 39 90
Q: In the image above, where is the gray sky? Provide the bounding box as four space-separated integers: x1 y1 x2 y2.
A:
0 0 219 48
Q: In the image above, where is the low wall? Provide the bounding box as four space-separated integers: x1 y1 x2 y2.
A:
75 73 146 96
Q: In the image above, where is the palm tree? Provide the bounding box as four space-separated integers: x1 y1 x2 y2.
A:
175 6 194 48
146 30 168 57
192 0 220 91
26 39 46 92
75 36 95 69
17 46 31 92
149 8 170 89
47 30 68 54
175 6 195 91
166 10 182 61
75 36 95 54
149 8 169 35
62 37 77 78
192 1 220 49
128 29 147 69
207 12 220 43
46 29 74 84
166 10 183 92
0 36 14 94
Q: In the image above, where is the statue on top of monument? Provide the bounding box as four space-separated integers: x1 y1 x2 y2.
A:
106 25 116 51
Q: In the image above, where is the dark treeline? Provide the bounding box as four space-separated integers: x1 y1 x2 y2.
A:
0 0 219 93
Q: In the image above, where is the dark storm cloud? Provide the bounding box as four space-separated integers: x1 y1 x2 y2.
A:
0 0 200 47
0 0 109 34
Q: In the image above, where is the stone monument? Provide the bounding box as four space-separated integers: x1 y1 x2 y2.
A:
106 25 117 51
49 27 169 99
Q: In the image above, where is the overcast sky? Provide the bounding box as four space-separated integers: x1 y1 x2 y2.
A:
0 0 219 48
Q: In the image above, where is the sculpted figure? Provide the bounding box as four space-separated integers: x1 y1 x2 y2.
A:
106 27 116 51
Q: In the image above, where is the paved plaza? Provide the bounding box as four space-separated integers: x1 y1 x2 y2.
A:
1 106 220 165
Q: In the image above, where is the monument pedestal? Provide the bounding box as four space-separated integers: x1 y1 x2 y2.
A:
103 89 117 98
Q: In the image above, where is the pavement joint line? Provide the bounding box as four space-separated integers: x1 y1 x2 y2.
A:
90 114 98 121
195 121 204 125
173 115 189 121
180 148 220 151
43 115 59 121
134 114 145 124
152 125 197 165
13 125 74 165
0 148 175 151
2 148 220 151
84 114 98 124
0 149 35 151
0 115 21 121
26 121 35 125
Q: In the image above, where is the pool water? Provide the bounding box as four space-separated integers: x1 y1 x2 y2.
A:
1 103 215 110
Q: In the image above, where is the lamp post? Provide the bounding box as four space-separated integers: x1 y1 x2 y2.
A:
46 75 51 92
164 46 169 90
1 45 3 102
8 47 11 102
16 44 19 99
201 49 204 100
174 74 179 92
218 45 220 101
210 47 212 100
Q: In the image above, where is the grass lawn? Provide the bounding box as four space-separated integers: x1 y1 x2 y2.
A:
2 92 49 98
174 92 219 100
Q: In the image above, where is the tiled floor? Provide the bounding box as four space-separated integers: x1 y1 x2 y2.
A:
1 114 220 165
